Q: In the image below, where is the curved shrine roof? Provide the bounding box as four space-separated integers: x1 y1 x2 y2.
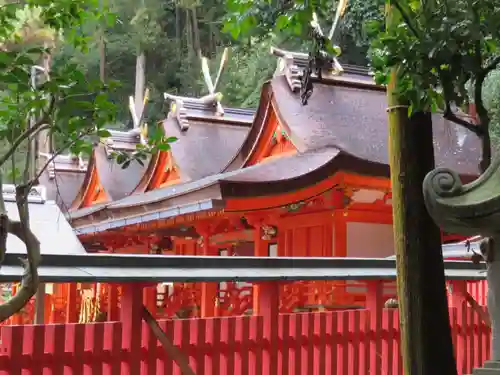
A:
44 102 254 212
162 106 253 182
94 143 148 201
38 154 88 212
69 63 482 232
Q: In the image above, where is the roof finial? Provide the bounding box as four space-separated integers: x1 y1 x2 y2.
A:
201 47 229 116
328 0 349 41
164 48 230 132
128 88 149 144
270 8 346 98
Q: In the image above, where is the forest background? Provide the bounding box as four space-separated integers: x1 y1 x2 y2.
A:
22 0 500 141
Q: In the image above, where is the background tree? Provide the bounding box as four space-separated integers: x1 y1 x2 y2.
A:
367 0 500 171
0 0 173 322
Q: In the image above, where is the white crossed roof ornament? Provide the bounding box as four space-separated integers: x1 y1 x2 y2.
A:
200 47 229 116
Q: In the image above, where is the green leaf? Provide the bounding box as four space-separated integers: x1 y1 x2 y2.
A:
97 129 112 138
121 160 131 169
116 153 127 165
156 143 171 152
276 15 290 31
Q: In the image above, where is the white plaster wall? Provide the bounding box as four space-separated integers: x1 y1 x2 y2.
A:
346 222 396 296
347 222 394 258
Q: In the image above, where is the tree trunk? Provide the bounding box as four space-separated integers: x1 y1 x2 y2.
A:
185 9 193 58
175 3 181 59
387 3 457 374
389 108 458 375
191 7 200 55
134 52 146 122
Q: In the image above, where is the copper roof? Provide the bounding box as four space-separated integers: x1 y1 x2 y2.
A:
44 102 254 210
163 114 252 182
38 154 88 212
94 144 148 201
270 75 480 174
69 67 482 231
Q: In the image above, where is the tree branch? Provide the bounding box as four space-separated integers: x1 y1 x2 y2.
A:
443 103 483 136
392 0 421 39
21 129 93 193
0 172 41 323
0 95 55 168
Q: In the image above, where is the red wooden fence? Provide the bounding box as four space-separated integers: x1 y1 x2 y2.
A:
0 305 489 375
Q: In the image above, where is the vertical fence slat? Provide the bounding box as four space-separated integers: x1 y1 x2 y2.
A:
329 310 338 373
280 314 290 375
44 325 65 375
85 323 104 375
302 313 314 375
392 310 402 375
66 324 85 375
472 307 480 370
235 317 249 375
351 311 361 375
211 318 221 375
481 310 490 365
358 310 370 375
171 320 186 375
337 312 348 375
291 313 300 375
143 319 158 375
314 312 326 375
192 318 205 375
219 319 229 375
248 316 262 375
465 305 472 374
159 320 173 375
226 318 236 375
23 325 45 375
103 322 122 375
381 310 394 375
0 326 23 375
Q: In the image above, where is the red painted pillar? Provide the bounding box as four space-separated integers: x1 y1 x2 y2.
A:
258 281 280 375
108 284 119 321
252 222 269 314
333 212 348 304
366 280 383 375
66 283 78 323
198 226 218 318
120 283 143 375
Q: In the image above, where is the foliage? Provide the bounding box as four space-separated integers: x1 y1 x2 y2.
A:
0 0 176 322
367 0 500 169
482 69 500 145
223 0 384 66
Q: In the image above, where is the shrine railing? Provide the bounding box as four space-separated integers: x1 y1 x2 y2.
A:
0 283 489 375
0 255 486 323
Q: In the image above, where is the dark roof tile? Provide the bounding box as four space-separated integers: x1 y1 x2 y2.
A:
163 119 250 181
271 75 481 175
